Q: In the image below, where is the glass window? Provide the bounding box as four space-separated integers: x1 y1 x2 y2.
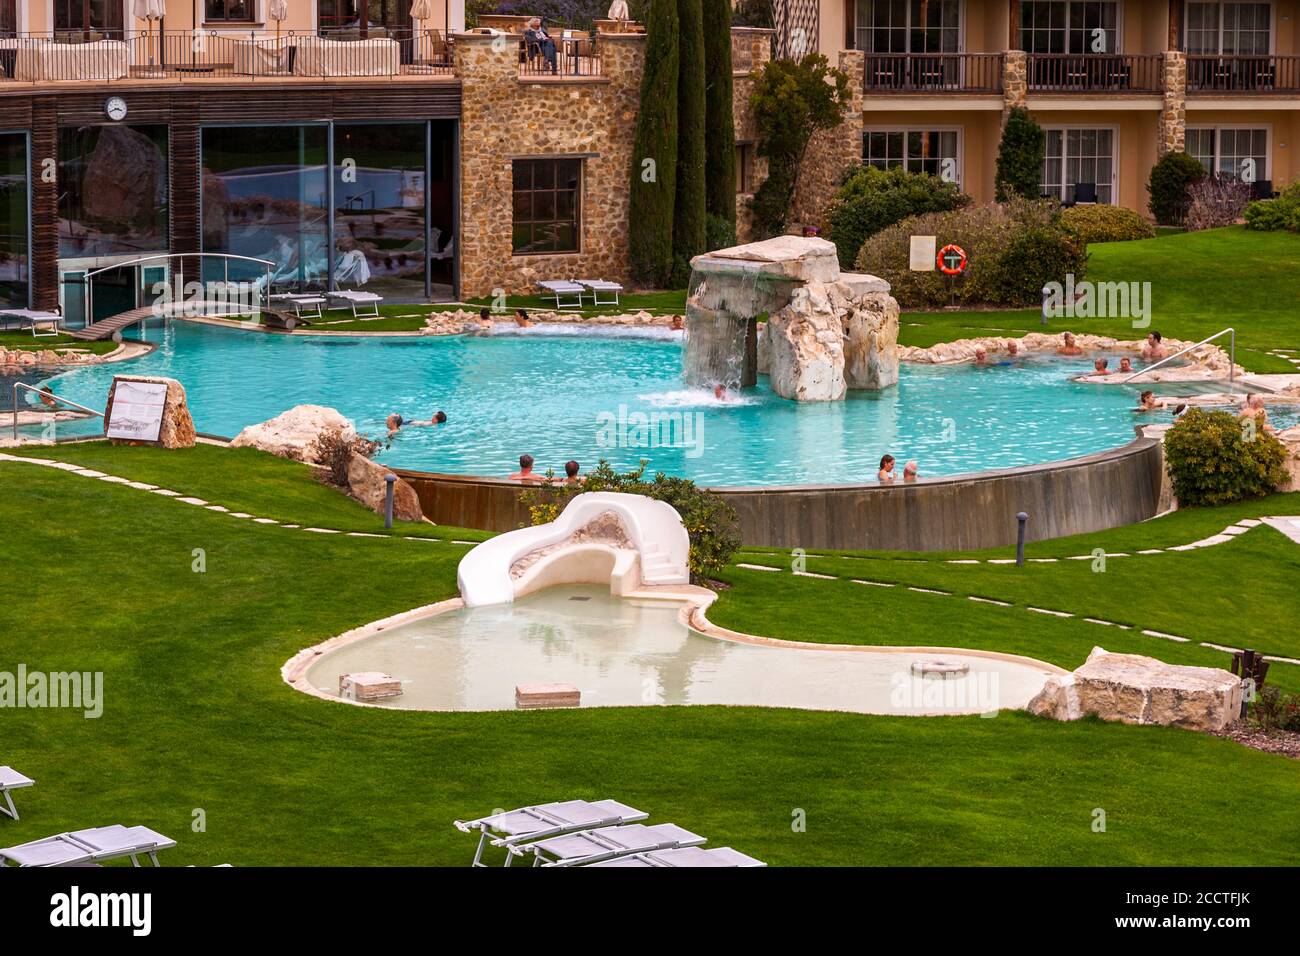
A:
1185 128 1216 171
334 123 428 300
1189 127 1269 180
1186 3 1272 54
735 144 755 194
511 158 581 255
0 132 28 309
1041 127 1114 203
0 1 16 37
206 1 254 22
1022 1 1117 54
58 125 169 260
320 0 413 32
202 125 331 292
863 129 959 182
856 0 959 53
54 0 125 36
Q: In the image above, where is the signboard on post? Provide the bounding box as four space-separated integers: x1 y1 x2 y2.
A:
106 378 169 443
909 235 937 272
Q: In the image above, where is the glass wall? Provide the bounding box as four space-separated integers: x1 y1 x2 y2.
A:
202 125 330 292
59 125 169 260
334 123 427 299
0 131 28 309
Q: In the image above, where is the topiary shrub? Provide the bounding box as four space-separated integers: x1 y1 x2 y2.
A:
1184 175 1253 231
1245 181 1300 232
1147 151 1205 225
826 165 970 270
855 198 1086 308
519 459 740 582
1061 204 1156 244
994 107 1046 202
1163 408 1289 507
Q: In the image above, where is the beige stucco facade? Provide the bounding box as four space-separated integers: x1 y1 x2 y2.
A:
22 1 465 36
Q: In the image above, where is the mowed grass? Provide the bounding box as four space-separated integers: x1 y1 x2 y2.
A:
1 447 1298 866
0 331 120 355
896 226 1300 373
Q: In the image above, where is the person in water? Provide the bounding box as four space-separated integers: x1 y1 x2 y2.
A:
559 460 583 485
878 454 896 483
514 309 532 328
1141 331 1166 362
1135 390 1165 412
973 347 989 365
408 410 447 427
1118 356 1134 374
509 453 544 482
1057 332 1083 356
477 307 493 329
670 315 685 332
903 460 919 482
1091 358 1111 376
1239 394 1273 432
713 384 728 401
1005 340 1019 358
386 413 404 438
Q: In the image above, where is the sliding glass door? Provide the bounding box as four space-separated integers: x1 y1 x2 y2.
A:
1021 1 1119 53
856 0 960 54
54 0 125 39
1186 2 1272 54
1041 128 1115 204
319 0 414 35
0 131 28 309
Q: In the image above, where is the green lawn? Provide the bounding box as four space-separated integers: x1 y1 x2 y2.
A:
897 226 1300 374
0 332 119 356
2 444 1298 866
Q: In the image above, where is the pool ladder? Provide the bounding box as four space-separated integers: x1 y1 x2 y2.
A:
9 383 104 440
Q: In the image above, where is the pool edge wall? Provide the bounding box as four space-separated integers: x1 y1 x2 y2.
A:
395 436 1165 552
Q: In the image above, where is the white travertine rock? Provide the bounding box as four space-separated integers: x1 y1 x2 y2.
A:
1027 646 1244 732
690 235 842 283
230 405 357 463
766 283 847 402
843 291 900 390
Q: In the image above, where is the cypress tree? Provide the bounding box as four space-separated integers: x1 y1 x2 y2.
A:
702 0 736 233
995 107 1047 202
671 0 708 287
628 0 680 287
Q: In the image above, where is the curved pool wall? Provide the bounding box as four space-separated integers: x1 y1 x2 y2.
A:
397 435 1165 552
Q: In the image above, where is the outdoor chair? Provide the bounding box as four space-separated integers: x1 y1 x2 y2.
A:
0 766 34 821
454 798 648 867
520 822 705 867
588 845 767 867
0 824 175 867
326 290 383 318
0 308 63 337
538 279 586 309
1072 182 1098 205
575 279 623 307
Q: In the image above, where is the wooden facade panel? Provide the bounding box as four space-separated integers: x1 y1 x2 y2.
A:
30 98 57 312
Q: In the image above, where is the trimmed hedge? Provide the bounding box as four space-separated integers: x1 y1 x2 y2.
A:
854 198 1086 308
827 165 970 270
1245 181 1300 233
1164 408 1289 507
1061 204 1156 245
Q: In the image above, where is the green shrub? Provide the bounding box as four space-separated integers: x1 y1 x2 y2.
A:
706 212 737 252
628 0 680 287
1163 408 1289 507
1147 151 1205 225
1244 181 1300 233
519 460 741 582
826 165 970 270
854 198 1086 308
1061 204 1156 244
994 107 1045 202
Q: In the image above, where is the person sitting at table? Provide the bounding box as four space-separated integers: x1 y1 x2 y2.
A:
524 17 558 74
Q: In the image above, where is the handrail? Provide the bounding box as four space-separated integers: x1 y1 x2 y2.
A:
10 383 104 440
80 253 275 281
1121 327 1235 387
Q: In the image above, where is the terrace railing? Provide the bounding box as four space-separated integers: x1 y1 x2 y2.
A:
1186 54 1300 93
518 34 602 79
863 53 1003 93
1026 53 1164 93
0 29 456 83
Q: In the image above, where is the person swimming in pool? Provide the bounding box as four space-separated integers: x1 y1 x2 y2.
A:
514 309 532 328
1239 394 1274 432
1135 390 1165 412
903 460 918 482
1005 340 1019 358
408 410 447 427
386 413 404 438
1141 331 1167 362
670 315 685 332
973 347 989 365
1118 356 1134 374
1057 332 1084 356
1091 358 1111 376
878 454 896 483
713 384 728 401
508 453 545 482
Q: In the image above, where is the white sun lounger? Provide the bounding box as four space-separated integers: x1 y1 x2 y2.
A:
326 290 383 318
0 824 176 868
588 845 767 868
0 309 64 337
520 822 705 867
269 293 327 320
575 279 623 307
537 280 586 310
0 766 34 821
454 799 648 867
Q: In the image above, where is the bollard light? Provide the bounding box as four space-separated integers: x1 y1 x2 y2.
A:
384 474 397 529
1015 512 1029 566
1040 286 1051 326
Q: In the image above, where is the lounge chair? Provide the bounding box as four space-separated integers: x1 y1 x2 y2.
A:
520 822 705 867
588 845 767 868
0 824 176 867
575 279 623 307
0 309 64 337
454 798 647 867
0 766 34 821
326 290 383 318
537 280 586 310
269 293 327 320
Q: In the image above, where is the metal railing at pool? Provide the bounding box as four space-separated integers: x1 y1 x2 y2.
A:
10 383 104 441
1120 327 1239 389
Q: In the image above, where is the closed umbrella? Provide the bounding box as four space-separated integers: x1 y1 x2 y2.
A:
410 0 435 63
133 0 166 75
269 0 289 42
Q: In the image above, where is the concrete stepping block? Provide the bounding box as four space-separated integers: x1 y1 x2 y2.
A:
851 579 893 587
1028 607 1073 618
1141 629 1190 643
1237 519 1262 528
126 481 158 490
968 596 1011 606
907 586 950 595
177 497 207 506
793 571 836 579
1222 525 1249 535
206 505 229 512
946 559 980 564
736 563 780 572
253 518 279 524
1137 549 1163 555
304 527 340 534
515 683 580 709
339 672 403 702
151 488 180 496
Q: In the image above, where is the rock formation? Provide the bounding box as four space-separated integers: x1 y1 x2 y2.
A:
346 453 424 523
231 405 358 463
683 236 900 402
1027 646 1245 732
104 375 196 449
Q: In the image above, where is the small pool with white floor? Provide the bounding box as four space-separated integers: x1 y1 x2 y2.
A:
304 586 1060 716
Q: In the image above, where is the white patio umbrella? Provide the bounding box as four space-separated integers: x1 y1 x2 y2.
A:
133 0 166 74
269 0 289 43
410 0 435 63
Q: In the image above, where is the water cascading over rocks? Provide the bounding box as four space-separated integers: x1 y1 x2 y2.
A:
682 237 900 401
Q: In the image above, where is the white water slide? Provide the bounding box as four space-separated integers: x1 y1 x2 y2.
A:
456 492 691 607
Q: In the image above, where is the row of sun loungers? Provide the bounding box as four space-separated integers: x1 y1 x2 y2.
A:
454 798 766 868
537 279 624 309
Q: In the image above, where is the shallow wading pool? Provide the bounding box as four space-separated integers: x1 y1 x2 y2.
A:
303 586 1059 715
31 321 1164 487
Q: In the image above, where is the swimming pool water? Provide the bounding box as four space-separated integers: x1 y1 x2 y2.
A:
36 321 1152 487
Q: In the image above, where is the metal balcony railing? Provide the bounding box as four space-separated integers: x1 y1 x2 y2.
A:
863 53 1004 93
1026 53 1164 93
1186 54 1300 92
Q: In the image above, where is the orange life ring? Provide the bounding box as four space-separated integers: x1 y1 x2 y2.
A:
937 244 968 275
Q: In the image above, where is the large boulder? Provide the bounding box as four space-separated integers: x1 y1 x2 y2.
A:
1279 425 1300 491
842 289 900 390
345 453 423 523
104 375 196 449
230 405 356 463
1027 646 1244 732
766 283 846 402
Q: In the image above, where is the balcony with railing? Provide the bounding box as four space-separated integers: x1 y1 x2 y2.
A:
0 29 456 84
1186 54 1300 93
862 53 1004 94
1025 53 1164 93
